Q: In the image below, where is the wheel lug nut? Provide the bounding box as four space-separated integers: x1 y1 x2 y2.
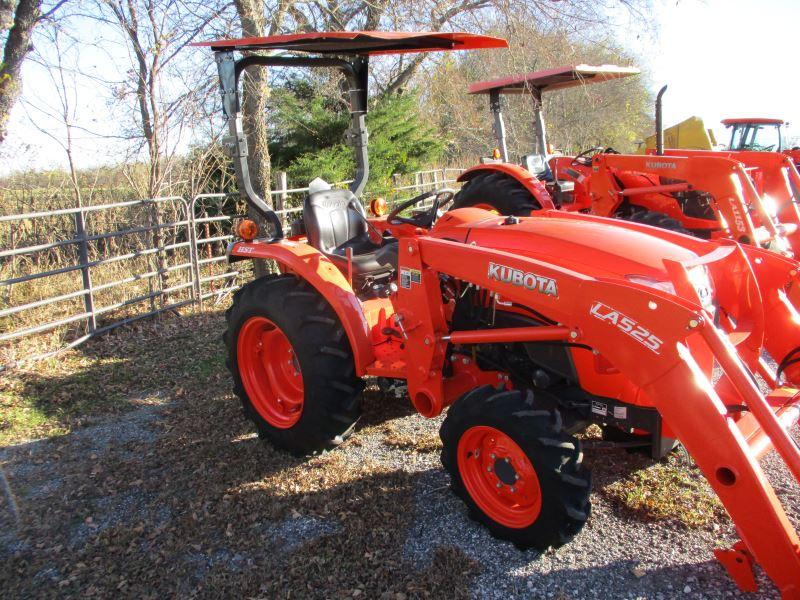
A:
505 457 510 463
490 453 496 459
510 487 516 493
486 466 492 472
515 474 520 480
496 482 502 488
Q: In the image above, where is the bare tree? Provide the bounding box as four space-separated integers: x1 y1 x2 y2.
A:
21 26 87 207
0 0 41 144
89 0 228 198
232 0 290 203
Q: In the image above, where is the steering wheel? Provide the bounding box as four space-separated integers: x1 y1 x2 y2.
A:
571 146 605 167
387 188 455 228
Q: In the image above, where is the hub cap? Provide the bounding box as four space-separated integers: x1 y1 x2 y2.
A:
237 316 304 429
457 425 542 528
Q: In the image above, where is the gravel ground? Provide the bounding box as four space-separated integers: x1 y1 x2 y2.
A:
0 312 798 598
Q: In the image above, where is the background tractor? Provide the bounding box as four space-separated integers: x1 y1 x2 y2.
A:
453 71 800 256
201 31 800 598
722 117 800 166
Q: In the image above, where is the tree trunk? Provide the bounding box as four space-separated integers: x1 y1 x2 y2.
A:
234 0 271 202
0 0 41 144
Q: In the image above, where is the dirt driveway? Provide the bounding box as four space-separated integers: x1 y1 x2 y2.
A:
1 312 797 598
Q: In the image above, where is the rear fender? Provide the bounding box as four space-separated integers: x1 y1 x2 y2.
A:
457 163 556 209
228 240 374 375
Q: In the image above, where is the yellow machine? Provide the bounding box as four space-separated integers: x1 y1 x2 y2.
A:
638 116 717 152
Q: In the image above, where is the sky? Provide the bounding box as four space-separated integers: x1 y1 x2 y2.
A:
2 0 800 174
628 0 800 146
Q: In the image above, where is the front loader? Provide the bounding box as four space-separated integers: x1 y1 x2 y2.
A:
199 31 800 598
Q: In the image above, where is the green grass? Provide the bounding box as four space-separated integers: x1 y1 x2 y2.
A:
0 402 65 445
601 451 725 528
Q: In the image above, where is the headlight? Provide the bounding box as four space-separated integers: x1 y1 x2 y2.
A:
626 268 716 316
687 265 716 314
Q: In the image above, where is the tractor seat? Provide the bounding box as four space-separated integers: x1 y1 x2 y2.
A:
303 189 398 287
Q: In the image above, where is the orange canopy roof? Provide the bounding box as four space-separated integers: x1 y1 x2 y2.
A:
193 31 508 56
469 64 640 95
722 118 784 126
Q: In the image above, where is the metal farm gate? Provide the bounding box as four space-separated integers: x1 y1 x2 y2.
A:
0 169 463 365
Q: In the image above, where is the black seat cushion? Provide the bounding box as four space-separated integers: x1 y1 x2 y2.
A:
303 189 397 282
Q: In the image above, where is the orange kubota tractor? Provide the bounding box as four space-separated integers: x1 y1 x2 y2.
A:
200 32 800 597
454 71 800 256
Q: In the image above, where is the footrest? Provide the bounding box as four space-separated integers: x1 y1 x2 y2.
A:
714 541 758 593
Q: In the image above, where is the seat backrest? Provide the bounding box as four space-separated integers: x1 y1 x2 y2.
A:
303 189 367 254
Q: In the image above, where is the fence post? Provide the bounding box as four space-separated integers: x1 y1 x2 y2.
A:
73 210 96 334
145 200 168 310
187 197 202 309
276 171 288 230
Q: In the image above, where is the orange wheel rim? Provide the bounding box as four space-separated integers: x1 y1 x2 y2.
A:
473 203 500 215
457 425 542 528
237 316 304 428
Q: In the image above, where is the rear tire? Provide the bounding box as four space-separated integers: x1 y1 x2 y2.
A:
224 274 363 455
621 209 688 234
451 172 541 216
440 386 591 551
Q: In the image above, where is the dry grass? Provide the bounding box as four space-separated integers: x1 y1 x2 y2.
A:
381 426 442 453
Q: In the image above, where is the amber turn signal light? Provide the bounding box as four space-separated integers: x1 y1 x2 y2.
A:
492 148 502 160
237 219 258 241
369 197 388 217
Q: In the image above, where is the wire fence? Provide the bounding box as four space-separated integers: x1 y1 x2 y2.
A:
0 168 463 366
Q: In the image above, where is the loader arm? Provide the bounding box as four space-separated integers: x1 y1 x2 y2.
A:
660 149 800 255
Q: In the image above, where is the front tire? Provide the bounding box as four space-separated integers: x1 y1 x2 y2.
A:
451 172 541 216
224 274 363 455
440 386 591 550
